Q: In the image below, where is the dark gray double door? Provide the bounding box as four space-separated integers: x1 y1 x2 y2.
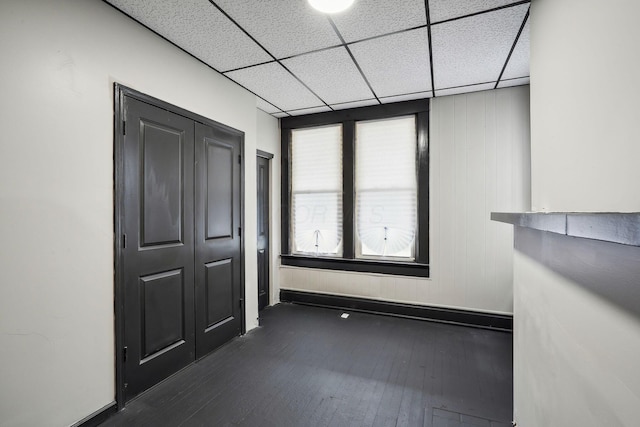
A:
121 96 242 400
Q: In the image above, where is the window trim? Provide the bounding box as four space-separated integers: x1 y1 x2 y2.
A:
281 99 430 278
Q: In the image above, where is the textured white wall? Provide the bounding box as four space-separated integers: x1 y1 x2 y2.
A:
256 110 282 308
281 86 531 314
530 0 640 212
513 0 640 425
0 1 261 425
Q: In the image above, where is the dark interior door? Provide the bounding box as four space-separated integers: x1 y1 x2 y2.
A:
122 97 196 401
194 123 243 359
256 154 270 311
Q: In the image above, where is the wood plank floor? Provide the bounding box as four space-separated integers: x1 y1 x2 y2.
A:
101 303 513 427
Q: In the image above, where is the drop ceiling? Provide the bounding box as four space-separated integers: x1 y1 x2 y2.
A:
104 0 530 118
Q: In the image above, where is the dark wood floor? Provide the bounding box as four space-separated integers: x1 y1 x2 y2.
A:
101 303 513 427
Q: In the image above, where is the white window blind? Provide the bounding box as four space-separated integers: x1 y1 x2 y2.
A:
291 125 343 256
355 116 417 259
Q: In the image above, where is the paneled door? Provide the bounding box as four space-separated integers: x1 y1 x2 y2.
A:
256 153 271 311
119 91 244 402
194 123 243 358
122 97 196 401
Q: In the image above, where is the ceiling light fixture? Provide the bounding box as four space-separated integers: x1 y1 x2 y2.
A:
308 0 355 14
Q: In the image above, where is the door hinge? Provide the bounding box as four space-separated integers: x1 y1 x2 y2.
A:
123 346 128 362
238 154 241 164
122 120 126 135
238 227 241 237
122 234 126 249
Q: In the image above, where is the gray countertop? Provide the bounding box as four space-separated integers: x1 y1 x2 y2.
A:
491 212 640 247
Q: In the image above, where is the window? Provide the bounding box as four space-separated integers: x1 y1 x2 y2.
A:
281 100 429 277
291 125 343 256
355 117 417 260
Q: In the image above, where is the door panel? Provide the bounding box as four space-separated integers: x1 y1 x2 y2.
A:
205 143 234 239
140 269 185 360
195 122 242 359
257 155 270 311
205 258 234 328
123 97 195 401
141 123 184 247
257 248 266 306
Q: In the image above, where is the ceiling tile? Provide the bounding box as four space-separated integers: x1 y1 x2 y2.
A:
287 106 332 116
497 77 530 88
256 98 281 114
429 0 525 23
435 83 495 97
431 4 529 90
213 0 341 59
330 99 379 110
332 0 426 43
349 27 431 98
281 47 373 105
106 0 271 72
502 17 529 80
225 62 323 111
380 92 432 103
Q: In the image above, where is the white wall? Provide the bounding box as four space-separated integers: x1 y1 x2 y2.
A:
0 1 266 425
281 86 531 314
530 0 640 212
256 110 282 307
513 0 640 425
513 239 640 427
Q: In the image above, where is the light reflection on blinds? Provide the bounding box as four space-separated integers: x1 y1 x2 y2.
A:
291 125 343 255
355 116 416 259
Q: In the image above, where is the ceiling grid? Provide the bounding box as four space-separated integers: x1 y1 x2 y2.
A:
326 18 381 104
104 0 531 117
424 0 436 98
494 8 531 89
208 0 336 112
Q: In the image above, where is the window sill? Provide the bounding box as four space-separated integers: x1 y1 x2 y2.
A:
280 255 430 278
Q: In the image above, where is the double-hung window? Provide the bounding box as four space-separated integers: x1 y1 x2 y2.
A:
281 100 429 277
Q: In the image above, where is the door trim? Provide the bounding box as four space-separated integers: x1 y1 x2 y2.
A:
257 149 274 160
113 83 245 409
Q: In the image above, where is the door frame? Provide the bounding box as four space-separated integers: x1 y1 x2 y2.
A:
113 84 245 409
256 150 273 311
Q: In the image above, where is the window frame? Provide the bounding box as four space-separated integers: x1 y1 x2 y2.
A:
281 99 430 278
